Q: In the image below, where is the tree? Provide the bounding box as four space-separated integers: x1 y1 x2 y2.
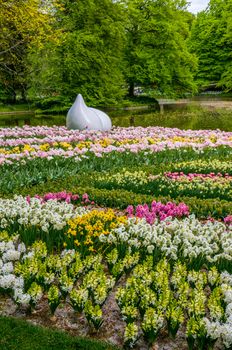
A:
29 0 127 106
0 0 59 102
189 0 232 91
121 0 197 97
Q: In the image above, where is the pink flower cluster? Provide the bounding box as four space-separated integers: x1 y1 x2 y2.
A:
126 201 190 224
224 215 232 226
1 125 232 143
1 125 232 165
165 172 232 180
26 191 94 205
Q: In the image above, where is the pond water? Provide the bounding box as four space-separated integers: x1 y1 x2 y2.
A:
0 104 232 131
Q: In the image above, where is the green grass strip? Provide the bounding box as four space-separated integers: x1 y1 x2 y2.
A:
0 316 118 350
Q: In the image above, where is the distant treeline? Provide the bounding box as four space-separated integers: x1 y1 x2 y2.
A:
0 0 231 107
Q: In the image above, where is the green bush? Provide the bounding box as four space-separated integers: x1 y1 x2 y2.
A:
7 178 231 219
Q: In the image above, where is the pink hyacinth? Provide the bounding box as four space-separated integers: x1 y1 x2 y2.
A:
26 191 93 205
224 215 232 225
165 172 232 180
126 200 189 224
82 193 90 203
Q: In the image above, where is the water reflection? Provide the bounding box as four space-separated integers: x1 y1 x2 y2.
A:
0 104 232 131
0 115 64 128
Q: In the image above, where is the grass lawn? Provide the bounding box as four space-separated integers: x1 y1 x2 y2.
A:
0 104 33 113
0 316 118 350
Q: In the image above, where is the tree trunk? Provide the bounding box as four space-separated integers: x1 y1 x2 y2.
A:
21 87 27 102
9 90 17 104
129 82 135 97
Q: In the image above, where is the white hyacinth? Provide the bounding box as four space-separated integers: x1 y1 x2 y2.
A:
108 215 232 264
1 262 14 274
2 249 21 262
0 274 16 289
0 196 89 233
13 288 31 306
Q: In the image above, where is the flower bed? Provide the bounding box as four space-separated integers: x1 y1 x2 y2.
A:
0 126 232 165
0 228 232 349
94 169 232 201
0 125 232 349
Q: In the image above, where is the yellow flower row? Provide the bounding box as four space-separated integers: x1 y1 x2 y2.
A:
65 209 127 252
0 135 210 155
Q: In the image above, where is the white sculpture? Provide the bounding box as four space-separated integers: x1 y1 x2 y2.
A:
66 94 112 131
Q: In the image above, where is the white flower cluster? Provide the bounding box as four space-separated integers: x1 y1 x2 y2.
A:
104 215 232 263
204 273 232 348
0 196 89 232
0 235 28 304
13 288 31 306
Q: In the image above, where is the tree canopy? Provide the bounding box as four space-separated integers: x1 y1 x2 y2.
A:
1 0 230 105
122 0 197 97
0 0 60 101
29 0 127 106
189 0 232 91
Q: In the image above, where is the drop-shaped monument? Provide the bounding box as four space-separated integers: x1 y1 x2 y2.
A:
66 94 112 131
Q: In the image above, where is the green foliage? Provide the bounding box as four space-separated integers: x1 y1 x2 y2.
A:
1 145 231 195
93 170 232 201
1 0 200 103
2 0 232 101
7 176 231 219
29 0 127 106
122 0 197 97
0 0 60 103
189 0 232 91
